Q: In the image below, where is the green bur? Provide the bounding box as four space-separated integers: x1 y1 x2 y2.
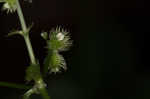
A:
41 28 72 74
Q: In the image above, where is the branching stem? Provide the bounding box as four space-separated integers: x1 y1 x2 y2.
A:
15 0 50 99
16 0 36 64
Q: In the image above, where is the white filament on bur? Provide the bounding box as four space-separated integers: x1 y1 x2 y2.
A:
3 3 10 9
56 32 64 41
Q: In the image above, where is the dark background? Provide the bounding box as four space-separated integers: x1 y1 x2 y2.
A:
0 0 150 99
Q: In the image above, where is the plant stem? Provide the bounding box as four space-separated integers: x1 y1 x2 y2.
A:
16 0 27 32
16 1 50 99
24 35 36 64
36 79 51 99
39 87 51 99
16 0 36 64
0 81 31 90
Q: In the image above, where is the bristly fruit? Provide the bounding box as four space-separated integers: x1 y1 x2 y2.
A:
41 27 72 73
0 0 17 13
48 50 67 73
0 0 32 13
45 27 72 52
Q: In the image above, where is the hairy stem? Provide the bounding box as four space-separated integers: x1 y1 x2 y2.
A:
16 0 36 64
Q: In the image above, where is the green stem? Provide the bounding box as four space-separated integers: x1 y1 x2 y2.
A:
36 79 50 99
16 0 36 64
0 81 31 90
24 35 36 64
16 0 27 32
16 1 50 99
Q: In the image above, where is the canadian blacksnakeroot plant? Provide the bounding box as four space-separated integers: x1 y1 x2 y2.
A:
0 0 72 99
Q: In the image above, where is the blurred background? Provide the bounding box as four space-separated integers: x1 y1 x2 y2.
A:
0 0 150 99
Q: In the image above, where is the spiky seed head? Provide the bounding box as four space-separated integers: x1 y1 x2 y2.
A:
48 51 67 73
46 27 72 52
1 0 17 13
